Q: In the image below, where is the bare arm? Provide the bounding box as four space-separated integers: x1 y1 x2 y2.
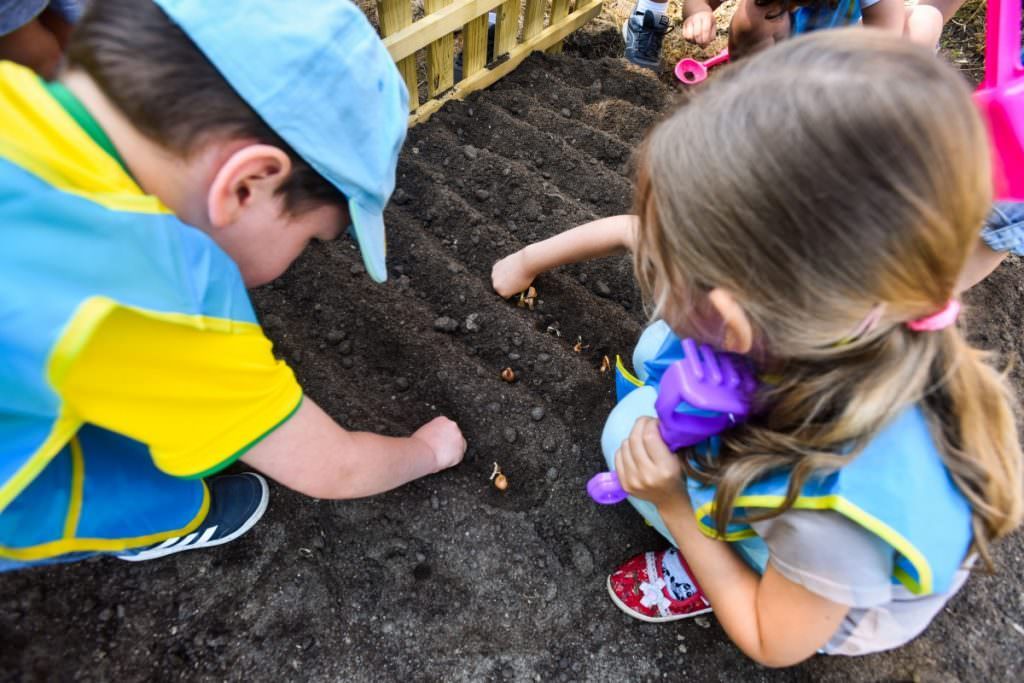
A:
861 0 909 34
682 0 725 46
242 397 466 499
957 239 1007 293
491 215 638 297
616 418 848 667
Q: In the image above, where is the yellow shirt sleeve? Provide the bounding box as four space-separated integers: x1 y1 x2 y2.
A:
50 300 302 478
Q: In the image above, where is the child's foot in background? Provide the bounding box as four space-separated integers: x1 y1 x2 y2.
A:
607 548 712 622
117 473 269 562
622 7 670 71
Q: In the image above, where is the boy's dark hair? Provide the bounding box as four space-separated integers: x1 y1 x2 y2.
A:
66 0 345 215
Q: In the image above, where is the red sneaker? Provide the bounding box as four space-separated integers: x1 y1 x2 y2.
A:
607 549 713 623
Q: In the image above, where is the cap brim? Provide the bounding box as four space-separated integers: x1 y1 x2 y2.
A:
348 199 387 283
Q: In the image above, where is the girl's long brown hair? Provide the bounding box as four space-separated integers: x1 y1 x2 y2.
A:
634 30 1022 566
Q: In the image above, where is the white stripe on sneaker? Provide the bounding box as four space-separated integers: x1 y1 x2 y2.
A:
116 474 270 563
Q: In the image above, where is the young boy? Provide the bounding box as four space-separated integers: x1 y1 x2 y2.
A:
0 0 466 570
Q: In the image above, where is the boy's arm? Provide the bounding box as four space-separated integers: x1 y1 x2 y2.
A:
491 214 638 298
682 0 724 46
241 398 465 500
616 418 848 667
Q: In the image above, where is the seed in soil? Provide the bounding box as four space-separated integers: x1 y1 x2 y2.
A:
490 462 509 491
573 336 590 353
599 356 612 373
433 316 459 333
501 367 516 382
518 286 538 310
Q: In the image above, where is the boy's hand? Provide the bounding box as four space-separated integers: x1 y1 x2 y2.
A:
491 249 536 298
614 417 689 508
412 416 467 471
682 7 716 45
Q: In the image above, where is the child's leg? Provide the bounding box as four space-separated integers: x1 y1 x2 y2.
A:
602 384 679 546
623 0 671 70
0 425 267 570
903 4 945 49
631 319 674 384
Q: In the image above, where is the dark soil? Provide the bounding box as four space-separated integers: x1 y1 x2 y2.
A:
4 26 1024 683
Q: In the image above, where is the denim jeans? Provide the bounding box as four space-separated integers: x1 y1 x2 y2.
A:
981 202 1024 256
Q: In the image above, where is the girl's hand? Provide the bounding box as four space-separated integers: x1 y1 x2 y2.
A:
682 9 716 46
614 416 689 508
491 249 536 298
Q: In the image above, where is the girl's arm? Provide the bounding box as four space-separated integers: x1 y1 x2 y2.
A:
491 215 638 298
616 418 849 667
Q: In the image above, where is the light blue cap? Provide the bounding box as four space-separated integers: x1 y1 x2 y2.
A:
153 0 408 283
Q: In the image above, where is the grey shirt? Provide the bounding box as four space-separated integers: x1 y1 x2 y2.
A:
749 509 970 656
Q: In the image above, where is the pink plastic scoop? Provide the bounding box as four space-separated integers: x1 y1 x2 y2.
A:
973 0 1024 201
674 49 730 85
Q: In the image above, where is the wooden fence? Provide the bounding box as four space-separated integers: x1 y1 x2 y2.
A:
378 0 604 125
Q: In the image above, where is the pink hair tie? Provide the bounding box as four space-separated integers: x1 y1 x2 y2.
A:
906 299 961 332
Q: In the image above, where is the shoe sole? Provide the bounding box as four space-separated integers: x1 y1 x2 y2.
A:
606 575 714 624
118 474 270 562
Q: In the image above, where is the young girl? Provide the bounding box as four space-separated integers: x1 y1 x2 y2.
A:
492 31 1023 666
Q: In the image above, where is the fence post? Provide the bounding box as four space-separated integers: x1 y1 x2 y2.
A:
494 0 520 58
547 0 570 53
523 0 546 41
377 0 420 112
461 14 490 82
424 0 455 96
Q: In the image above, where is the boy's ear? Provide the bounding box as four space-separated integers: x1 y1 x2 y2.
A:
708 288 753 354
207 144 292 228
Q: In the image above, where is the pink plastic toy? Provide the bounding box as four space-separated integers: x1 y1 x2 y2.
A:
674 49 730 85
587 339 758 505
973 0 1024 201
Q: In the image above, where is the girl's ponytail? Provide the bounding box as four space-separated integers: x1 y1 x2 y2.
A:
927 330 1023 566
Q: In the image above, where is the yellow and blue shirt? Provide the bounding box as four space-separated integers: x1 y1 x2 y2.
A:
0 62 302 565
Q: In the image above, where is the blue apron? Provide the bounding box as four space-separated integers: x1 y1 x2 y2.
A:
603 323 973 596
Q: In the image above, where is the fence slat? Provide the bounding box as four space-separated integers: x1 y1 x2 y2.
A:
425 0 455 96
377 0 420 112
547 0 570 53
409 0 604 125
523 0 546 40
384 0 508 63
494 0 519 58
461 15 490 81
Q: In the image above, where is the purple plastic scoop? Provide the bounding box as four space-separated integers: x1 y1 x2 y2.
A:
588 339 758 505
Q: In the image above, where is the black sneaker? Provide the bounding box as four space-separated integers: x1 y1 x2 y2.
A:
622 10 669 71
117 473 269 562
